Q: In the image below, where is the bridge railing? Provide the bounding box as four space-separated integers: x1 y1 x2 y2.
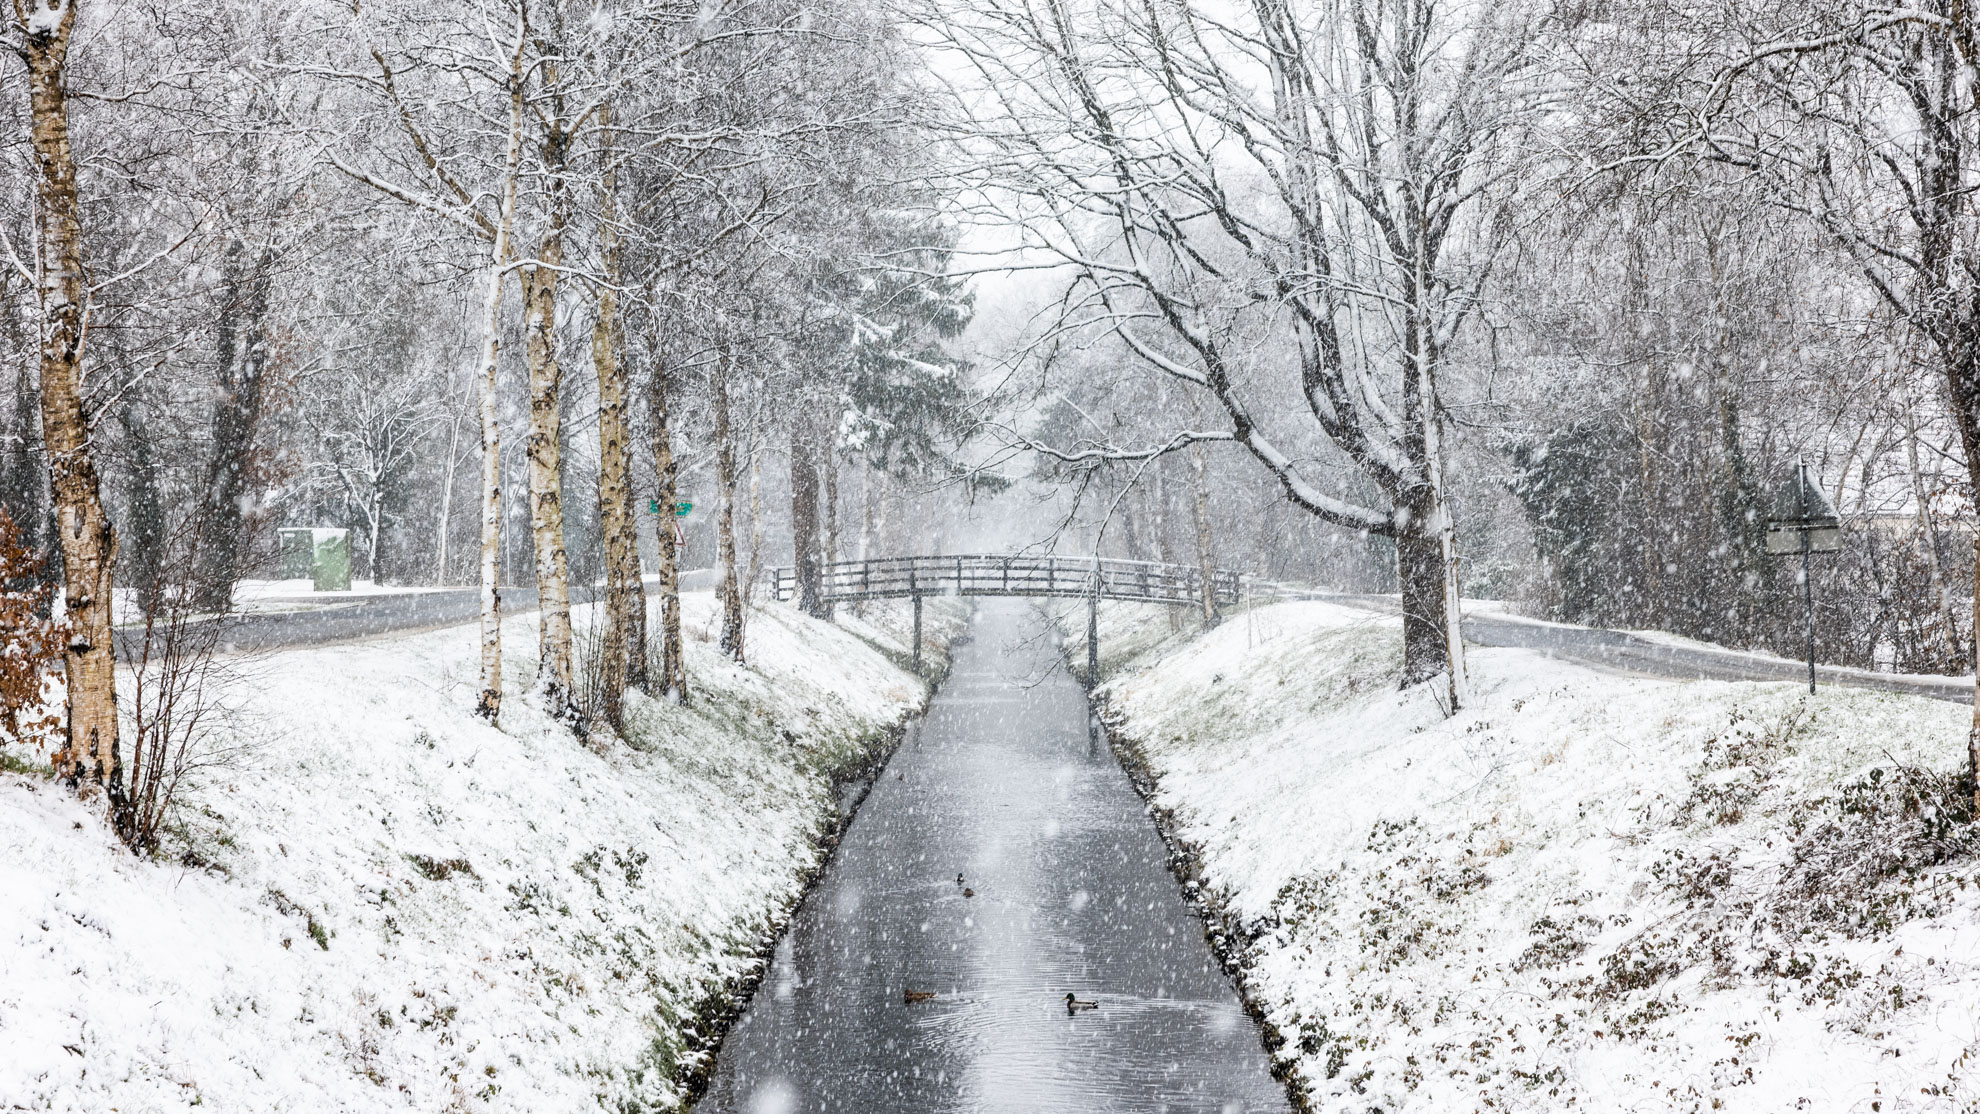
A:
771 554 1240 607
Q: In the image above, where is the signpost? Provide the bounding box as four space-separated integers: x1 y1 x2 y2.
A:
647 499 693 517
1763 460 1841 694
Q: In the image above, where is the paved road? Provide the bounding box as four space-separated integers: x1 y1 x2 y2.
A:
117 570 722 658
697 600 1290 1114
1276 589 1974 705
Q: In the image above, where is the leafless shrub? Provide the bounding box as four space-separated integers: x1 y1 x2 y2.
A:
117 516 254 855
572 611 609 738
1775 763 1979 937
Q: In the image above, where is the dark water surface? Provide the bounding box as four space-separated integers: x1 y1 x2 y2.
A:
696 600 1290 1114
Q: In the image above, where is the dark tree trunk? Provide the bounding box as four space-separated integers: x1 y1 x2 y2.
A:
821 436 838 621
1191 441 1218 627
714 348 745 663
1935 315 1980 813
193 240 274 614
1395 481 1459 697
1396 526 1447 687
790 417 825 618
1 355 53 597
117 399 164 617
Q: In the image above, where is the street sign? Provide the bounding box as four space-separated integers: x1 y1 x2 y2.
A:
1764 460 1840 553
1764 525 1840 554
1763 460 1841 693
648 499 695 518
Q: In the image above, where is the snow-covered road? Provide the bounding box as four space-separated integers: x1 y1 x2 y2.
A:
1288 589 1975 704
113 569 724 657
698 599 1289 1113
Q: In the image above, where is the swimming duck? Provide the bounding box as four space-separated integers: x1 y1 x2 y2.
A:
956 872 964 887
904 988 937 1004
963 887 975 898
1064 993 1097 1013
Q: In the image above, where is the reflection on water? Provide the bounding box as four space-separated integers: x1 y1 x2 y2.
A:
697 601 1289 1114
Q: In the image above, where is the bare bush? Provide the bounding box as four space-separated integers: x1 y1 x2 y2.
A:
117 517 252 855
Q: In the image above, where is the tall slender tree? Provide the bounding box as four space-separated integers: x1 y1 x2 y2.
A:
14 0 122 804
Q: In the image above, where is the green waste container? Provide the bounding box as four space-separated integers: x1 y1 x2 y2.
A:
312 530 352 592
278 528 315 579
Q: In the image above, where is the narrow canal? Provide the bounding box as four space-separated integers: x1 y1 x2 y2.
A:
697 600 1290 1114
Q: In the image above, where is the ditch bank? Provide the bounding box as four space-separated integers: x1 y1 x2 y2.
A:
0 592 967 1114
1078 597 1980 1114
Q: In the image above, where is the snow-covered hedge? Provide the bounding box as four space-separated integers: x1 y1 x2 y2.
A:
1091 599 1980 1114
1 592 961 1112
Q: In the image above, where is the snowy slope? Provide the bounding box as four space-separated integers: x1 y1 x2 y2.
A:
0 592 961 1113
1087 599 1980 1114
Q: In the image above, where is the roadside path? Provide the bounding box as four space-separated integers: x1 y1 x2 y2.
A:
1275 588 1974 705
115 570 721 658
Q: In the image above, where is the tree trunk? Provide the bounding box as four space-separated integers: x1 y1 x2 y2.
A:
790 417 824 617
193 240 274 613
0 350 51 574
24 0 122 810
523 244 578 722
714 348 745 663
474 254 508 722
1190 441 1218 627
648 347 687 702
1943 324 1980 812
590 105 643 722
435 415 460 585
1393 444 1467 710
116 398 163 618
822 435 838 621
1904 376 1961 668
1398 207 1466 712
472 38 526 725
368 484 386 585
1154 461 1181 632
520 80 578 724
744 444 764 608
855 468 878 618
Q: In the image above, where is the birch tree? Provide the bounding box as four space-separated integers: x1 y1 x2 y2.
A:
316 0 527 722
10 0 122 801
518 25 582 725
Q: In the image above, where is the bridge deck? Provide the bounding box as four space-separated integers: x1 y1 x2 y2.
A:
772 554 1239 607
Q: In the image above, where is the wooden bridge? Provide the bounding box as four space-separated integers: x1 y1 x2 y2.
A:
772 554 1241 679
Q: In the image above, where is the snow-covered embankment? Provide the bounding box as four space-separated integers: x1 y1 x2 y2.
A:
1 592 963 1112
1082 599 1980 1113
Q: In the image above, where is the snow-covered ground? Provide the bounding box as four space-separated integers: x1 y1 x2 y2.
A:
1 592 962 1112
1080 599 1980 1113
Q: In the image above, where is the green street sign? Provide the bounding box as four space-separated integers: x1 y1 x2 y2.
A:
649 499 694 517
